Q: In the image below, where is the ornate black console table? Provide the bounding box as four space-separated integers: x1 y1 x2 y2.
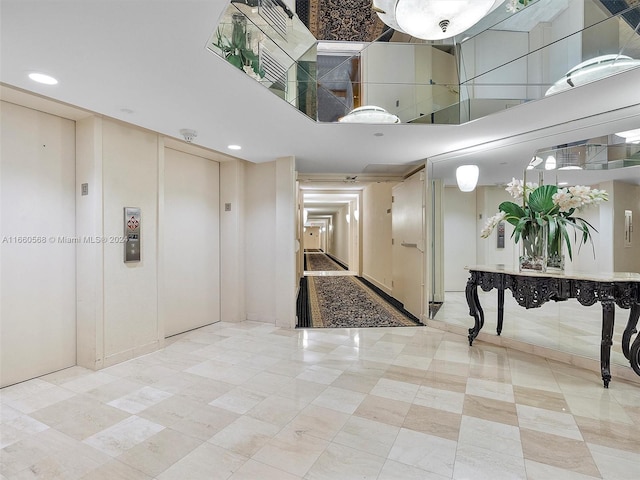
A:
465 265 640 388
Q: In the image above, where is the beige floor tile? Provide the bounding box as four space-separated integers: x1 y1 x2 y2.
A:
587 442 640 480
453 443 526 480
388 427 457 478
414 385 465 414
402 404 461 441
228 459 302 480
378 459 450 480
516 404 583 440
457 415 522 457
333 416 400 457
330 371 379 394
311 386 366 414
209 415 281 456
156 442 247 480
282 404 350 441
513 385 570 412
462 394 519 426
524 459 601 480
383 364 429 385
82 415 164 457
422 369 468 393
78 459 153 480
575 415 640 454
353 394 411 427
252 428 329 477
304 442 386 480
169 404 238 441
520 428 601 477
116 427 202 477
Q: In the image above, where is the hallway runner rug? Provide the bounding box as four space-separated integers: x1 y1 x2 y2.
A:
307 275 419 328
305 253 345 271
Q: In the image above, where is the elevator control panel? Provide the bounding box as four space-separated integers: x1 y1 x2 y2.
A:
124 207 141 262
497 221 505 248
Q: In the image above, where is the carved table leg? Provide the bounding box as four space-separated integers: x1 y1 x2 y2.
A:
621 301 639 360
466 277 484 346
600 298 615 388
497 287 505 336
631 333 640 377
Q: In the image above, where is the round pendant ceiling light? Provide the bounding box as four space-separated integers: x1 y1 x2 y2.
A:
374 0 503 40
338 106 400 124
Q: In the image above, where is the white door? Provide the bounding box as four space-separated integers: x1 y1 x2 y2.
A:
392 171 425 319
1 102 76 387
163 149 220 337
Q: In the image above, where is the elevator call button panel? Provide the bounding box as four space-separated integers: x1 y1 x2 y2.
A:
124 207 141 262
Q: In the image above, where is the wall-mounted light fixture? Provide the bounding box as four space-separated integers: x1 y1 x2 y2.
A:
456 165 479 192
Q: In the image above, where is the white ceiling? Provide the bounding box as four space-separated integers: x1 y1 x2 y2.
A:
1 0 640 188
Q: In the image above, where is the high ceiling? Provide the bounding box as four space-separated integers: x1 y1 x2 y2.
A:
1 0 640 188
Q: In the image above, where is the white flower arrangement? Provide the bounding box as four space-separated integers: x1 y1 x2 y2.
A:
482 179 608 262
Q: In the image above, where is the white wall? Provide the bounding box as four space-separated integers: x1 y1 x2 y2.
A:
101 119 160 365
1 102 77 387
163 148 220 337
475 186 518 267
243 158 296 327
362 182 394 293
303 226 321 249
330 204 350 266
220 160 246 323
443 187 477 291
245 162 277 322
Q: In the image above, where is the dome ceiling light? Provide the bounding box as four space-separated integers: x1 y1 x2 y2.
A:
372 0 504 40
545 54 640 96
338 106 400 124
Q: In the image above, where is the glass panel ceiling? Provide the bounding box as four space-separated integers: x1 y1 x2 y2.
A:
208 1 640 125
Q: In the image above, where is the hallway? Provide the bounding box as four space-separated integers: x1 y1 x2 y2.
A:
299 252 419 329
1 321 638 479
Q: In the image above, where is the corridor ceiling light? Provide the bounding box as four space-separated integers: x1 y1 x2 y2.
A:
545 155 556 170
28 72 58 85
616 128 640 143
338 106 400 124
558 165 582 170
303 209 308 223
455 165 479 192
228 144 242 150
373 0 503 40
545 54 640 96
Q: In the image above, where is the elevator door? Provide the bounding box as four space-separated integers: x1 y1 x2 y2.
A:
1 102 76 387
163 148 220 337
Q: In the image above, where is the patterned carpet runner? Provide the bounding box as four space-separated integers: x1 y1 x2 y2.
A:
305 253 345 271
307 275 419 328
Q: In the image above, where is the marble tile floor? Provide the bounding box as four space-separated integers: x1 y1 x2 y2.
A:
1 321 639 479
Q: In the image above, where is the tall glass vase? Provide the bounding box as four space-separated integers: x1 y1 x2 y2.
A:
519 223 548 272
546 226 565 272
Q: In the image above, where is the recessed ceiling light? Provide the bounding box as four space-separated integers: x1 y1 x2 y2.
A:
558 182 569 186
374 132 384 137
28 72 58 85
228 145 242 150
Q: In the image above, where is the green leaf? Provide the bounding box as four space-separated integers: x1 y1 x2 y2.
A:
227 54 243 69
499 201 525 226
527 185 558 214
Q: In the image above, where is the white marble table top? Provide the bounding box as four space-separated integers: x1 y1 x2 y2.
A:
465 265 640 283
